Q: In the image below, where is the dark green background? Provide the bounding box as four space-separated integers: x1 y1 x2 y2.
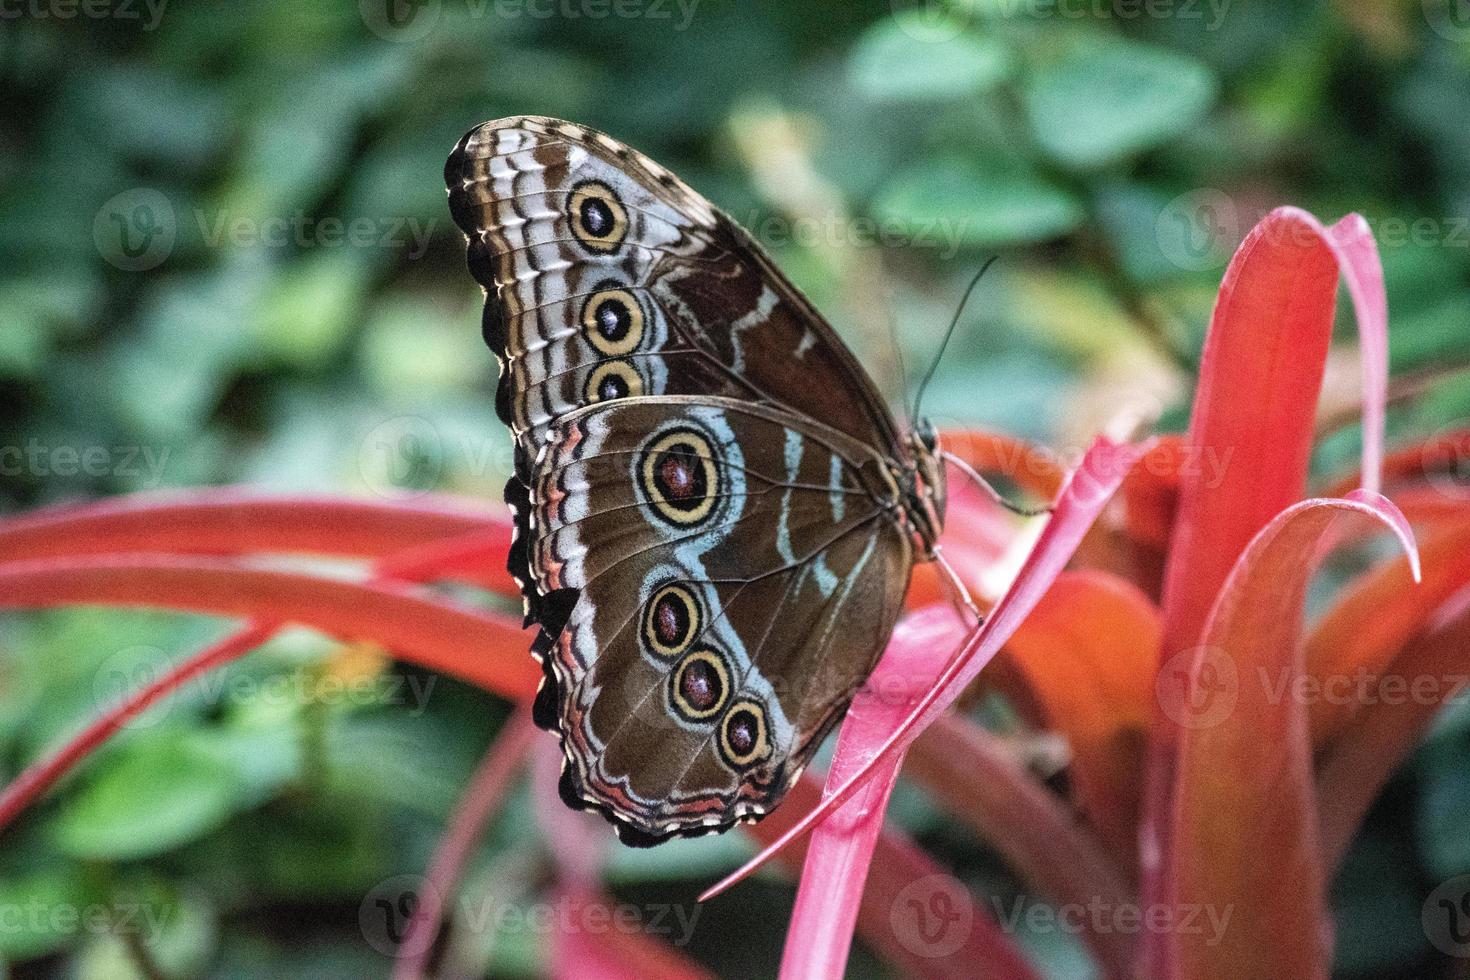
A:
3 0 1470 976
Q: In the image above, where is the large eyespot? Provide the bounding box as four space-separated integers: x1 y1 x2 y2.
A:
669 648 730 722
567 180 628 253
585 360 643 403
639 427 719 526
642 583 699 659
718 700 770 768
580 283 645 356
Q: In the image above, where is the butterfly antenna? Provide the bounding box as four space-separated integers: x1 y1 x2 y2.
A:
911 256 998 421
881 285 910 424
942 450 1053 517
932 545 983 624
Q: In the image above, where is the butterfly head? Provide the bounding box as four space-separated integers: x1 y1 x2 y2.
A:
904 418 948 559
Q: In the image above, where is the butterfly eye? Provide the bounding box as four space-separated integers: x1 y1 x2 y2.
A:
669 648 730 722
567 180 628 253
718 700 770 768
585 360 643 403
639 427 719 526
580 284 645 356
642 583 699 658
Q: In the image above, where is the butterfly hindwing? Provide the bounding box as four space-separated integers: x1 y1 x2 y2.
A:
535 397 912 842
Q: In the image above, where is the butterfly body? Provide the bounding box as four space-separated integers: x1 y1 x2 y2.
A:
446 116 945 845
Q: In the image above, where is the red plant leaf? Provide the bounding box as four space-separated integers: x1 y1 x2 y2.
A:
778 609 955 978
906 710 1135 978
0 555 539 697
394 708 539 980
1160 492 1417 980
549 885 715 980
1159 209 1387 679
1317 601 1470 872
1142 210 1392 969
700 435 1145 902
0 493 514 593
1305 517 1470 747
996 568 1161 866
753 770 1041 980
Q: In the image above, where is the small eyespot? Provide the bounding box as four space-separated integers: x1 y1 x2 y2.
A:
580 282 645 356
585 360 642 403
642 583 699 659
719 700 770 768
669 648 729 722
638 427 719 527
567 180 628 253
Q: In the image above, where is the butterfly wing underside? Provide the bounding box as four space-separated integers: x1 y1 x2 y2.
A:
445 116 915 842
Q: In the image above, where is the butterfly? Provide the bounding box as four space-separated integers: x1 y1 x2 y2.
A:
445 116 952 846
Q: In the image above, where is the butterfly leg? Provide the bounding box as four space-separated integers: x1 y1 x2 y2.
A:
931 545 984 625
942 450 1053 518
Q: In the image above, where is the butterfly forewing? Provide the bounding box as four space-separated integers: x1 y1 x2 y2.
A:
445 116 926 844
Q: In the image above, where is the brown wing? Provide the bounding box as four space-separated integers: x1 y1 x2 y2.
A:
443 115 904 471
532 397 912 844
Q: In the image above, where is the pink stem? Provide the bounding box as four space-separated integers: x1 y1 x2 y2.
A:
393 708 540 980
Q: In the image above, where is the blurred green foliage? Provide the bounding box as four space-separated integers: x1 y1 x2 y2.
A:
2 0 1470 977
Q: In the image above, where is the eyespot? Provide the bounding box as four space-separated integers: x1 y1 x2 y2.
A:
718 700 770 768
567 180 628 254
642 583 699 659
585 360 643 403
669 648 730 722
580 283 645 356
638 427 719 526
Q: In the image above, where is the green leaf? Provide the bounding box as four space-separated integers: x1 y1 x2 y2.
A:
253 252 368 368
1022 40 1217 170
0 866 104 960
53 732 246 861
849 16 1011 102
871 159 1084 249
